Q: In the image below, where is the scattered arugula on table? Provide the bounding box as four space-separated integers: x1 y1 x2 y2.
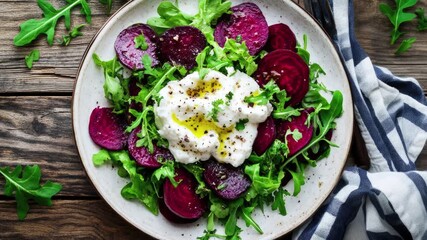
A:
98 0 113 14
25 49 40 69
14 0 91 46
379 0 417 45
59 24 86 46
415 7 427 31
379 0 427 54
0 165 62 220
395 37 417 54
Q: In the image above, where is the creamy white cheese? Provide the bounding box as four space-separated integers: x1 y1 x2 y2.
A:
154 69 272 167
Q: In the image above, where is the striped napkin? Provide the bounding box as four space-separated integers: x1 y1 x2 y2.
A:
293 0 427 239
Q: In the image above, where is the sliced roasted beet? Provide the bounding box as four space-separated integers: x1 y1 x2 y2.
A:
163 168 207 219
128 127 173 168
253 116 276 155
265 23 297 52
158 26 206 70
203 161 251 200
254 49 309 106
214 2 269 55
159 197 197 224
276 109 314 156
89 107 128 150
114 23 159 70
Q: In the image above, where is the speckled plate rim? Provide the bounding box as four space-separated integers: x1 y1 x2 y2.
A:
72 0 354 239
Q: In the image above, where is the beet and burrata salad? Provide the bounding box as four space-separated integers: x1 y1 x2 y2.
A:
89 0 343 238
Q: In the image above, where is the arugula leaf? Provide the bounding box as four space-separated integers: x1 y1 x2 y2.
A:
147 1 194 33
244 81 280 105
415 7 427 31
271 188 289 215
379 0 418 45
244 163 285 195
125 60 178 152
134 34 148 50
182 163 211 197
14 0 91 46
221 39 258 75
0 165 62 220
224 198 243 236
395 37 416 54
98 0 113 14
92 54 128 113
208 99 224 122
59 24 85 46
25 49 40 69
241 206 263 234
235 119 248 131
93 150 159 215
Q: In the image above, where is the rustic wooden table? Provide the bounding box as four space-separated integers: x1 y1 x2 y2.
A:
1 0 426 239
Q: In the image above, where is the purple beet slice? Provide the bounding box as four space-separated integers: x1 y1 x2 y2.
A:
158 26 206 70
254 49 309 106
158 197 197 224
128 127 173 168
214 2 269 55
114 23 159 70
163 168 207 219
203 161 251 200
276 109 314 156
265 23 297 52
252 116 276 155
89 107 128 150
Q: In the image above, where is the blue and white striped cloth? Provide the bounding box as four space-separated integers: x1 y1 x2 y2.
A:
294 0 427 239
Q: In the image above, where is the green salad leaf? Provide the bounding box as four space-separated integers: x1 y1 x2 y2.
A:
13 0 91 46
147 1 194 33
415 7 427 31
59 24 85 46
0 165 62 220
395 37 417 54
379 0 418 45
25 49 40 69
134 34 148 50
98 0 113 14
92 54 128 113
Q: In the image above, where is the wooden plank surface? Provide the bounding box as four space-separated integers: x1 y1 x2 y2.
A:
0 0 426 239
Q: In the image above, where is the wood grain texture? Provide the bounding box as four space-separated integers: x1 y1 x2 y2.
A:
0 96 97 197
0 199 153 239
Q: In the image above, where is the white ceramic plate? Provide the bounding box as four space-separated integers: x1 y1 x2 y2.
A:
72 0 353 239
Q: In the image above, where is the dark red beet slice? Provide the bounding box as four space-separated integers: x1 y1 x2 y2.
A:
203 161 251 200
158 26 206 70
89 107 128 150
158 197 197 224
254 49 309 106
265 23 297 52
163 168 207 219
114 23 159 70
128 127 173 168
276 109 314 156
253 116 276 155
214 2 269 55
